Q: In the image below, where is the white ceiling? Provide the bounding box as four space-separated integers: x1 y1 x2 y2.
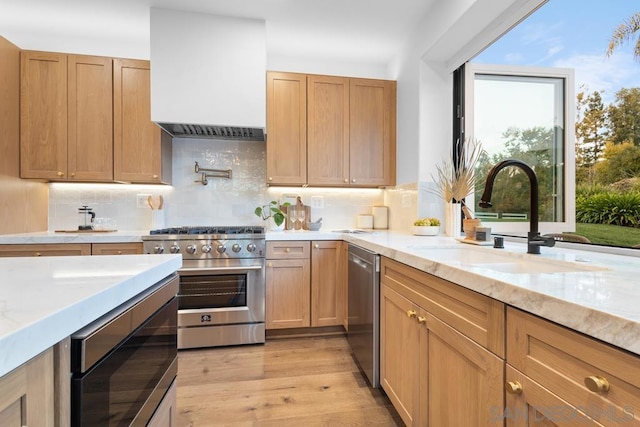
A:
0 0 436 66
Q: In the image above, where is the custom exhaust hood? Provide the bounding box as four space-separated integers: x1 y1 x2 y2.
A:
150 8 266 141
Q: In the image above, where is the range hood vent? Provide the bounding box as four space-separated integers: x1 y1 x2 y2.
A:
157 123 265 141
150 8 266 137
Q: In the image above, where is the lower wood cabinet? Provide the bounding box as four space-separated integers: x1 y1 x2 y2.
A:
91 242 143 255
0 348 54 427
0 243 91 257
505 307 640 426
380 257 505 426
266 241 311 329
0 242 143 257
265 240 345 330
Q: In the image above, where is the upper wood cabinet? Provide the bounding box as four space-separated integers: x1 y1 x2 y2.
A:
349 78 396 187
21 51 114 181
266 72 307 186
114 59 171 184
307 75 350 186
20 52 170 184
266 71 396 188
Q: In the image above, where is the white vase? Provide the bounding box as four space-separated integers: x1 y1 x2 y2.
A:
268 218 285 231
445 202 462 237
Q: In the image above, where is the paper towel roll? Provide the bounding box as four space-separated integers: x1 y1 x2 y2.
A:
357 214 373 229
372 206 388 229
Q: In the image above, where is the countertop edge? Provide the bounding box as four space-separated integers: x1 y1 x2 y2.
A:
0 255 182 377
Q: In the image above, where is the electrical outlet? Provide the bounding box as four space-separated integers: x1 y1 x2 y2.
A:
401 194 412 208
310 196 325 209
137 194 151 209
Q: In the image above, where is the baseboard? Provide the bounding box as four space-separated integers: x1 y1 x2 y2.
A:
266 325 346 340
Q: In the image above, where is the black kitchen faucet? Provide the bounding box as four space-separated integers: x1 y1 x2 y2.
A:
479 159 555 254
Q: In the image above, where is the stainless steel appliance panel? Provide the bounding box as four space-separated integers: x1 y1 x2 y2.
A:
71 276 178 426
347 244 380 388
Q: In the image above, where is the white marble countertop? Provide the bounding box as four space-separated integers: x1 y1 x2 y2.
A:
0 230 147 244
0 254 182 377
2 228 639 357
342 231 640 356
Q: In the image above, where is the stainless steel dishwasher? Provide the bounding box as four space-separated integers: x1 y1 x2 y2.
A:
347 243 380 388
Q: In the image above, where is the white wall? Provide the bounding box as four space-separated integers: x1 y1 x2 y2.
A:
391 0 546 220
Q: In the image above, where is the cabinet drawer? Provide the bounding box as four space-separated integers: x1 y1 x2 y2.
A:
380 257 505 357
91 243 143 255
507 307 640 425
0 243 91 257
266 241 310 259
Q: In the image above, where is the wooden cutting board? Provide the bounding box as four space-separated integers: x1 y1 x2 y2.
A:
54 229 118 233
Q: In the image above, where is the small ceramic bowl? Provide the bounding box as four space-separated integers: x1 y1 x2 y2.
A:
307 222 322 231
410 225 439 236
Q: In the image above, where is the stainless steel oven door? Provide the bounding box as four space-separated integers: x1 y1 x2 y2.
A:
177 258 265 327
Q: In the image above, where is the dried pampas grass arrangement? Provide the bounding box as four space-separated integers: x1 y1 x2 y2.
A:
431 138 484 203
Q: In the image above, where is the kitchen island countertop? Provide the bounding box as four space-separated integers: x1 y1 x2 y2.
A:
0 254 181 377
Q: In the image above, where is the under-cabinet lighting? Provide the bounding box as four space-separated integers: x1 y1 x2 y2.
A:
267 187 383 196
49 183 174 193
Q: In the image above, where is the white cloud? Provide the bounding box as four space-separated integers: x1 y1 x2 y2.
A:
553 51 640 103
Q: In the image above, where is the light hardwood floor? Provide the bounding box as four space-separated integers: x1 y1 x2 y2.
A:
177 336 403 426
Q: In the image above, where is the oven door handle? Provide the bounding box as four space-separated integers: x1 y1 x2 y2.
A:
179 265 263 275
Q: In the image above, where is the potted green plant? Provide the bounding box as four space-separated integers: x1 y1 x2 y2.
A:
254 201 290 231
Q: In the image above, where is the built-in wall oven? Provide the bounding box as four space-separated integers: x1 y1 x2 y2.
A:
142 226 266 349
71 274 178 426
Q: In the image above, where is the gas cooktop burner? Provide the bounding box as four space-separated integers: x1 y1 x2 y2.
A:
149 226 265 235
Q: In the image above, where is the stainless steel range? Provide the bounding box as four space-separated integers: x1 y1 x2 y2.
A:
142 226 265 349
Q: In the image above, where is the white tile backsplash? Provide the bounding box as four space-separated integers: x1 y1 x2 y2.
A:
48 137 391 231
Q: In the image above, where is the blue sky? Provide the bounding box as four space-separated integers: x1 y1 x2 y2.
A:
474 0 640 104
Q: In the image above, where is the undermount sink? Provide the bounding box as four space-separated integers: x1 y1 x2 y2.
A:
405 247 608 275
467 261 602 275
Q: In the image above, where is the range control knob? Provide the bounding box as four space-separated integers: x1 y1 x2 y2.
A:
216 245 227 254
247 243 257 253
154 245 165 254
232 243 242 253
186 245 197 254
170 244 181 254
202 244 212 253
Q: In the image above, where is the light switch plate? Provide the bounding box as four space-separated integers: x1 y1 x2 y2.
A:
137 194 151 209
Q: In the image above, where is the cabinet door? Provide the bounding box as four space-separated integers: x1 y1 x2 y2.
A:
0 348 54 427
113 59 163 184
67 55 113 181
426 313 504 427
265 258 311 329
266 72 307 185
307 75 350 186
310 241 344 327
504 365 599 427
20 51 67 180
349 78 396 187
0 243 91 257
380 284 422 426
91 243 143 255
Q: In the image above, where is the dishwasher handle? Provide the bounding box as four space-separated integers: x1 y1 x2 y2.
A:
349 252 379 273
